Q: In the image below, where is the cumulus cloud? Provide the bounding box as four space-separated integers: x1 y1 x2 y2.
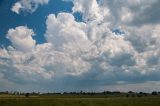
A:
45 13 88 49
98 0 160 26
11 0 49 14
72 0 110 22
7 26 36 52
1 0 160 91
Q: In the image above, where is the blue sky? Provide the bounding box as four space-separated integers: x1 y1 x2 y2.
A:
0 0 73 47
0 0 160 92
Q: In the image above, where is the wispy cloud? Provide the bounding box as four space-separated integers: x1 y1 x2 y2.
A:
11 0 49 14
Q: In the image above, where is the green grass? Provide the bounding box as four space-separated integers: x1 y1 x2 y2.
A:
0 95 160 106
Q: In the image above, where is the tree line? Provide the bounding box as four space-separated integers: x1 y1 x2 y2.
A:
0 91 160 97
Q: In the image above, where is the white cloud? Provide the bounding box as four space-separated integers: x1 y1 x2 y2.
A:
11 2 22 14
44 9 160 86
98 0 160 26
45 13 88 49
72 0 110 22
1 0 160 91
7 26 36 52
11 0 49 14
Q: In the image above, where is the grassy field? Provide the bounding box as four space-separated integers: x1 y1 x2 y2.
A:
0 95 160 106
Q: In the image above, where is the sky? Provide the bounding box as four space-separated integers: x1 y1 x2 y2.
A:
0 0 160 92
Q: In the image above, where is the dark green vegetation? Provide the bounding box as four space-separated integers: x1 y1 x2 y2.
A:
0 94 160 106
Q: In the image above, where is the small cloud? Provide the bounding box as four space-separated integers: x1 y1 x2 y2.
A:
11 0 49 14
11 2 22 14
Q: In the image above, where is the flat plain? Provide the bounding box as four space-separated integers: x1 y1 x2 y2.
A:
0 94 160 106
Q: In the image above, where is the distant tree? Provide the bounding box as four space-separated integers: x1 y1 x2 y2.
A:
113 91 120 94
80 90 83 94
132 94 135 97
143 93 148 96
106 91 111 94
152 91 158 95
0 91 9 94
126 94 129 98
128 91 133 94
5 91 9 94
137 94 142 97
139 92 143 94
25 93 30 98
